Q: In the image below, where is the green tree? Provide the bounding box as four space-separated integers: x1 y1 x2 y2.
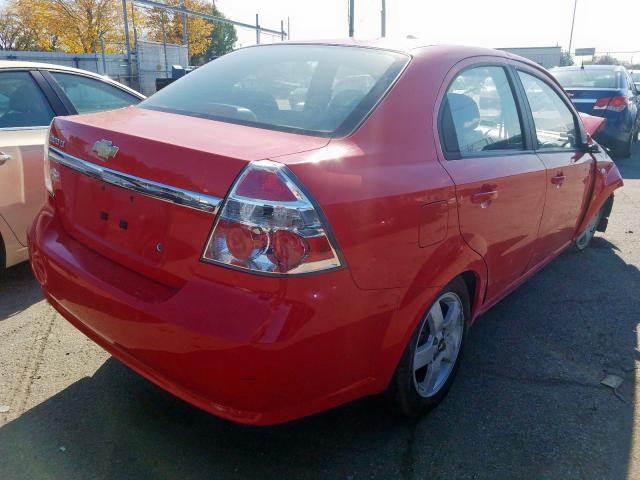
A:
559 50 574 66
593 54 620 66
205 1 236 60
0 13 22 50
145 0 213 62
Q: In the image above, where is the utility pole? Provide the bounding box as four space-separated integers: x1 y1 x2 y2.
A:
121 0 133 84
256 13 260 44
381 0 386 37
349 0 355 37
568 0 578 55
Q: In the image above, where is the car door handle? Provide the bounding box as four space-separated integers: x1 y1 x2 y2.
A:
0 152 11 166
551 174 566 186
471 190 498 207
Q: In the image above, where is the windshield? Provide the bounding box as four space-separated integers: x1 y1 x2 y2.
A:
141 45 409 137
552 69 619 89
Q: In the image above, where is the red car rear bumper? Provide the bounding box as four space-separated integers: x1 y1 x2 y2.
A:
28 202 407 425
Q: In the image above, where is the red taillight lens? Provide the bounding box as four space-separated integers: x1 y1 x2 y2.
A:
607 96 628 111
593 96 628 112
269 230 309 272
219 220 269 261
234 168 298 201
202 160 342 275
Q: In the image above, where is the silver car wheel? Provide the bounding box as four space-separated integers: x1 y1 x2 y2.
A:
575 208 603 250
413 292 464 398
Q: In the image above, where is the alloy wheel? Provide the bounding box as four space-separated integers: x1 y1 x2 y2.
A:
413 292 464 398
575 209 603 250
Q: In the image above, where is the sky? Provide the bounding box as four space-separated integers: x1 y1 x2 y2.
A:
215 0 639 62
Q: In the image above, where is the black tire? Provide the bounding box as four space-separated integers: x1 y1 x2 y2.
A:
0 232 5 271
390 277 470 417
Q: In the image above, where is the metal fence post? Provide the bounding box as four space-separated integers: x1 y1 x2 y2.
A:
122 0 133 85
93 40 99 73
99 35 107 74
160 10 170 77
180 0 189 62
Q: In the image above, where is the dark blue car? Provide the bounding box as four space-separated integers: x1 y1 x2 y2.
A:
551 65 640 157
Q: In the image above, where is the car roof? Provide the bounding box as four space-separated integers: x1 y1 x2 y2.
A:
250 39 542 68
264 38 507 55
0 60 144 98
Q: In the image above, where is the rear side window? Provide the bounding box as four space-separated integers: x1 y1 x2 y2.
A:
518 71 577 150
0 71 54 128
50 72 140 114
140 45 409 137
553 69 618 88
441 66 524 156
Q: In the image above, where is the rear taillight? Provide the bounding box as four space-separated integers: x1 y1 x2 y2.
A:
593 96 628 112
202 160 342 275
44 123 57 196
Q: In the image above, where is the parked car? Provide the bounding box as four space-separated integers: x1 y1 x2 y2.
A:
550 65 640 157
630 69 640 91
0 61 144 270
29 42 622 425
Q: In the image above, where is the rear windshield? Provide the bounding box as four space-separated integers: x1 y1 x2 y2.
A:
552 69 619 89
140 44 409 137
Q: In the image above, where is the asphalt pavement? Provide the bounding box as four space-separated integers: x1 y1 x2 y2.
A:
1 147 639 479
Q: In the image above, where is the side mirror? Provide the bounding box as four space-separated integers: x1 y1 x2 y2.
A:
581 133 601 153
583 143 601 154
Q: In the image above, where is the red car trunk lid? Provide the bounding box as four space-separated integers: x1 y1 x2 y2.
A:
49 107 329 286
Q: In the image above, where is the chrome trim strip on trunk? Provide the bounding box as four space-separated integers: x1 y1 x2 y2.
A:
48 146 222 215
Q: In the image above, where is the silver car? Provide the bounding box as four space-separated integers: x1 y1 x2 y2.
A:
0 61 144 270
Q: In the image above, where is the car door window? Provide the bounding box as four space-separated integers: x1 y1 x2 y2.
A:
442 66 524 156
518 71 577 150
0 71 54 128
50 72 139 114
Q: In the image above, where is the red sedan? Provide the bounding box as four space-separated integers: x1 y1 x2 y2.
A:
28 41 622 425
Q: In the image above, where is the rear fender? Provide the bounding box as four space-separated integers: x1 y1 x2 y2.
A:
0 214 27 268
370 237 487 390
575 156 623 237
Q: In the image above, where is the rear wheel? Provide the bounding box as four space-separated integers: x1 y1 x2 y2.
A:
575 207 604 251
390 277 469 416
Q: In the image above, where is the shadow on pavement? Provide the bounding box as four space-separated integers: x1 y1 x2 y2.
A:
613 143 640 179
0 238 637 479
0 262 43 320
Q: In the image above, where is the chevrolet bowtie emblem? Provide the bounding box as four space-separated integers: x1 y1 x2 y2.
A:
92 139 119 160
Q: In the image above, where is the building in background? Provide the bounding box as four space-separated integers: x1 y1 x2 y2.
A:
499 46 562 69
